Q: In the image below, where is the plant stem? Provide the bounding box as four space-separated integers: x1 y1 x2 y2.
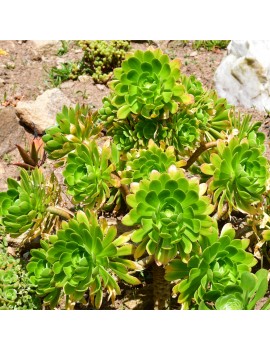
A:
46 206 74 220
152 262 171 310
112 172 130 201
183 141 217 170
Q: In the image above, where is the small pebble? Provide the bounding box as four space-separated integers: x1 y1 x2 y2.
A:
96 84 105 91
190 51 198 57
78 75 92 83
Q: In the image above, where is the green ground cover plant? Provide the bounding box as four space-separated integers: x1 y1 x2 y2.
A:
1 46 270 310
192 40 230 51
48 40 130 87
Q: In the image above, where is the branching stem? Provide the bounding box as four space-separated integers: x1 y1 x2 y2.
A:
46 206 74 220
183 141 218 170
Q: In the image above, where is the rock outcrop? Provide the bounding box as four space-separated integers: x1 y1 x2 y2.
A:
15 88 72 134
214 40 270 111
0 107 25 156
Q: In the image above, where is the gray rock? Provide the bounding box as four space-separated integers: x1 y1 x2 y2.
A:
15 88 72 134
78 75 92 83
60 81 75 89
0 107 25 157
214 40 270 111
30 40 61 55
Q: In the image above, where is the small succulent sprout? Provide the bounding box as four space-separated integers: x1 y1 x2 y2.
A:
230 112 265 150
27 210 141 309
171 112 201 154
42 104 102 166
122 167 218 265
213 269 270 310
181 74 232 142
14 135 46 170
0 168 63 240
165 223 257 308
201 137 269 215
121 139 186 185
63 139 121 210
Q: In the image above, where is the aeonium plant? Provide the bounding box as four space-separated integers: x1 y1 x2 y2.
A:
122 166 218 264
200 136 269 216
27 210 141 309
0 168 70 243
62 138 124 211
122 165 218 309
211 269 270 310
165 224 258 309
42 104 102 166
120 139 186 185
98 48 194 151
180 74 232 144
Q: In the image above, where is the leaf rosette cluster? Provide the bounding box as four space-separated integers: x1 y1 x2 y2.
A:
201 137 269 214
99 49 194 151
0 169 61 238
43 104 102 165
27 210 140 309
121 140 185 185
165 224 257 308
63 139 121 210
181 75 232 143
122 166 218 265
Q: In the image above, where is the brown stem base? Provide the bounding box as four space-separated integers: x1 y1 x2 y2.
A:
152 262 171 310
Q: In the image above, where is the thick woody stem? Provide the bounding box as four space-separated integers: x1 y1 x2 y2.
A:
152 262 171 310
183 141 218 170
111 173 130 200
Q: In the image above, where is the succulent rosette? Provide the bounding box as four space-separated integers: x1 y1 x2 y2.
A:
165 224 257 308
181 74 232 142
121 139 185 185
0 168 61 238
42 104 102 165
201 137 269 215
212 269 270 310
122 166 218 265
98 49 194 151
63 139 121 209
171 112 200 154
27 210 141 309
107 49 194 120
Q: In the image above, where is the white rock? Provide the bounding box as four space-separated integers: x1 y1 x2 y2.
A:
15 88 72 134
214 40 270 111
